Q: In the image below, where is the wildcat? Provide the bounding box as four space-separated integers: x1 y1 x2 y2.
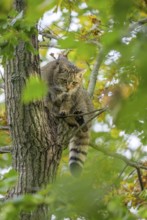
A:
41 56 94 176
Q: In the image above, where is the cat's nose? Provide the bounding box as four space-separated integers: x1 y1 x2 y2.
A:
67 86 70 91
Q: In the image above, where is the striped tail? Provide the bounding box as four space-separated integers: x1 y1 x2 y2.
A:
69 131 89 177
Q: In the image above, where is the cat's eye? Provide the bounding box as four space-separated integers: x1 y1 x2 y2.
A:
61 79 67 83
58 77 67 83
72 82 78 86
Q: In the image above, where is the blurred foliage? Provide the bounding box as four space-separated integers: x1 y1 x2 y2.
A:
0 157 138 220
0 102 12 169
0 169 17 196
22 75 48 103
0 0 147 219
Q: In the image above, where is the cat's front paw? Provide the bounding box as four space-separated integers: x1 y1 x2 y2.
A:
74 111 84 125
59 110 69 117
74 111 88 132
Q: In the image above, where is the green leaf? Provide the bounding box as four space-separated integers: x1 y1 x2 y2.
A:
0 0 13 14
0 169 18 195
25 0 56 24
22 75 48 104
112 0 134 23
58 33 77 49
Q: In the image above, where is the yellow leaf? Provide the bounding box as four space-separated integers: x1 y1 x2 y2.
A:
39 48 48 58
110 128 120 138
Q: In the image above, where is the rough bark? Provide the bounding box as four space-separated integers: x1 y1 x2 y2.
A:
5 43 61 188
4 0 65 219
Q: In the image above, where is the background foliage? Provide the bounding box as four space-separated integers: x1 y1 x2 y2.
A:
0 0 147 219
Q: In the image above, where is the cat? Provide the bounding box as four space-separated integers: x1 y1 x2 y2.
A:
41 56 94 176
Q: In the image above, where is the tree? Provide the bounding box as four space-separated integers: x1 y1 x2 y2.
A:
1 0 67 219
0 0 147 220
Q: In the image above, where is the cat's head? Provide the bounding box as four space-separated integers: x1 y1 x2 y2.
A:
55 57 85 92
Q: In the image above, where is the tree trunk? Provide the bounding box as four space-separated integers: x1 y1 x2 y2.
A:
4 0 65 219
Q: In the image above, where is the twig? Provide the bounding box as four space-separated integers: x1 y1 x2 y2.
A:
0 126 9 130
73 107 106 134
85 61 92 71
0 146 12 154
136 168 144 191
118 165 128 179
39 44 60 49
78 107 107 129
56 108 105 118
87 44 103 98
137 18 147 25
38 31 59 40
129 18 147 32
60 107 107 147
90 144 147 171
10 10 23 26
64 107 107 144
0 69 4 82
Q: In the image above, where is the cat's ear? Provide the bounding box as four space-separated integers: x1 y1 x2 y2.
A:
58 53 68 61
58 50 72 60
77 68 86 78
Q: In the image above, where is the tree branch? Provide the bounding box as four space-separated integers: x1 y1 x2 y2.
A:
0 126 9 130
0 146 12 154
10 10 23 26
0 69 4 82
39 44 60 49
87 44 103 98
38 30 59 40
62 107 107 146
137 18 147 25
129 18 147 32
56 108 105 119
91 144 147 171
136 168 144 191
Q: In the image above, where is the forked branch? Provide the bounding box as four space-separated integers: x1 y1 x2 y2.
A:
91 144 147 170
91 144 147 191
